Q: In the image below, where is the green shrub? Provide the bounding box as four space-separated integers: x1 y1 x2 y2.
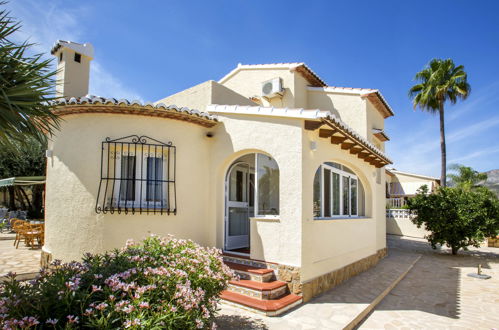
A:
0 235 234 329
408 186 499 254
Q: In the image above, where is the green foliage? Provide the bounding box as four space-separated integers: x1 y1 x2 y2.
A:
0 136 46 178
408 58 471 187
408 186 499 254
0 137 45 217
447 163 487 190
0 235 235 329
0 3 60 146
408 59 471 113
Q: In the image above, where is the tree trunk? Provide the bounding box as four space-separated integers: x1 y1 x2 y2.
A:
451 245 458 255
17 186 32 211
7 186 16 210
439 102 447 187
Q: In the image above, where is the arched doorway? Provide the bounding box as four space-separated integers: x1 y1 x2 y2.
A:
224 153 279 254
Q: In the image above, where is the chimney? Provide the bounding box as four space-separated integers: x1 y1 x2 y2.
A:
51 40 94 98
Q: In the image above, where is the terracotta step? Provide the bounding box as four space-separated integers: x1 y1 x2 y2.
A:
220 290 302 316
228 279 288 300
225 261 275 282
222 255 274 270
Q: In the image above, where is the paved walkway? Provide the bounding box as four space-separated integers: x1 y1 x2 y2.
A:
0 233 41 276
216 235 499 329
358 236 499 329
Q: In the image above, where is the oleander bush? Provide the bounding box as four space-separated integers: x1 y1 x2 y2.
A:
0 235 234 329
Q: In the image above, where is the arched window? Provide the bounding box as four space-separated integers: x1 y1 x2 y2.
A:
313 162 365 218
227 153 279 216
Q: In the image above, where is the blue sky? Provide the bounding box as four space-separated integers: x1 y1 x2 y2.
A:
7 0 499 177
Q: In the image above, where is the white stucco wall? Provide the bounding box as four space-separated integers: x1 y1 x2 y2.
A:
220 68 299 108
209 114 304 267
307 90 368 139
45 113 215 262
386 217 429 238
156 80 256 111
300 129 386 282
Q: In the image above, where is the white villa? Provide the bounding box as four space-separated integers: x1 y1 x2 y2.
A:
44 40 395 314
385 168 440 238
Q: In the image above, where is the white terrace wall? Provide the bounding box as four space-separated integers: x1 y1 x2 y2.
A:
307 90 368 139
44 113 215 262
220 68 300 108
209 114 304 268
301 128 386 282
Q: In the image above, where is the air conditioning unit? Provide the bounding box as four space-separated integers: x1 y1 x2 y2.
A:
261 78 283 98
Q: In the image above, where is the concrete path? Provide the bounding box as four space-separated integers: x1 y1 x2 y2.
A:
216 235 499 329
217 250 421 329
0 234 41 276
358 236 499 329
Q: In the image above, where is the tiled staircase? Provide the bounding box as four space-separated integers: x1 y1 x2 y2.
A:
220 255 302 316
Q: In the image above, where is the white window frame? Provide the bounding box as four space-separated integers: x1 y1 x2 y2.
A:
254 153 279 218
113 148 168 209
316 163 359 219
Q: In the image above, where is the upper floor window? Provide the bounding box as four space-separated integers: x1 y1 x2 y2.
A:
74 52 81 63
313 162 365 219
95 135 176 215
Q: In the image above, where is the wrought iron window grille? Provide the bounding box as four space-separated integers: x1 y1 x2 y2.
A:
95 135 176 215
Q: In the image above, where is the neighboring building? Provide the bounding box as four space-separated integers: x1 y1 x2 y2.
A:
385 168 440 238
44 41 394 314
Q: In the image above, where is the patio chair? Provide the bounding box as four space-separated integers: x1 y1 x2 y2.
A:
17 211 27 220
16 223 44 249
11 219 27 247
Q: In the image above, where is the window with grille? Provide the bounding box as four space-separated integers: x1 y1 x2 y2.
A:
95 135 176 215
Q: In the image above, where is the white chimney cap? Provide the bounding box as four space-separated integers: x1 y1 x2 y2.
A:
51 40 94 60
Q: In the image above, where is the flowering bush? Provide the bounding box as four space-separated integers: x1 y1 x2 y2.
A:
0 235 234 329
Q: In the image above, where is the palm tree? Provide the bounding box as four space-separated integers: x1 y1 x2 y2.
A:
409 59 470 187
447 164 487 190
0 4 59 146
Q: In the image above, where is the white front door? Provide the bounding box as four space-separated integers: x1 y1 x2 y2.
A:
225 162 254 251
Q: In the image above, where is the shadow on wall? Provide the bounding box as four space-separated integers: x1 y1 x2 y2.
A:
308 92 341 119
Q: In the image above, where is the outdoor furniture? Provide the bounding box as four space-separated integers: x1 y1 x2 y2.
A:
11 219 27 247
17 211 28 220
15 223 44 249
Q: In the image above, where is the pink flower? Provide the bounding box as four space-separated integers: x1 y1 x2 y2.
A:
95 302 108 311
138 301 150 309
67 315 79 324
45 318 58 325
92 285 102 293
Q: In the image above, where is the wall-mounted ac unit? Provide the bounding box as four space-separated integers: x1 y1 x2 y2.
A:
261 78 283 98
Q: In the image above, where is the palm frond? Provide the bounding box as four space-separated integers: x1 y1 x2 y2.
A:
0 3 60 147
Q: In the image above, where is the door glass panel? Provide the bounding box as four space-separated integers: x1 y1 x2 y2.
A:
228 207 249 236
313 167 321 217
257 154 279 215
343 176 350 215
323 168 331 217
351 178 357 216
332 172 340 215
229 166 247 202
249 173 255 207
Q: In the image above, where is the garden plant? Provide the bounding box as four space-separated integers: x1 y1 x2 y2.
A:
408 185 499 254
0 235 234 329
